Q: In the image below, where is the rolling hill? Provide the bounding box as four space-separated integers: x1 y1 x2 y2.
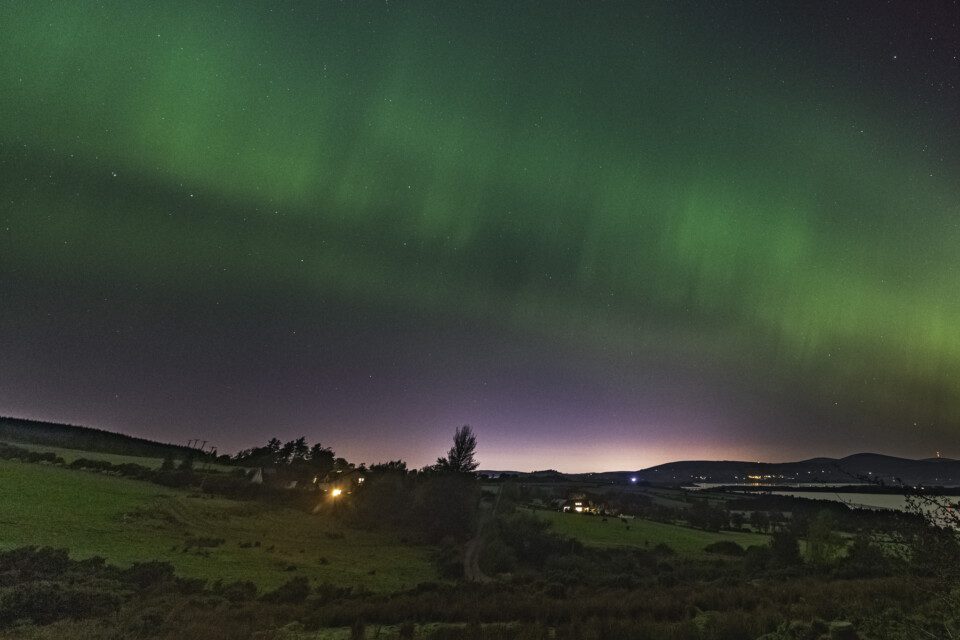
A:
0 416 219 462
486 453 960 487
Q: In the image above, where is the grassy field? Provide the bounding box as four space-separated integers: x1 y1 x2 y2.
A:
0 439 237 472
0 460 435 591
529 508 770 555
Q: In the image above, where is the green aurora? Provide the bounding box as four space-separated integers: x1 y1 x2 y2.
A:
1 2 958 466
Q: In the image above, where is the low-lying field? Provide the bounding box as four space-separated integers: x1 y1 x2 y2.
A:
0 460 435 590
529 508 770 554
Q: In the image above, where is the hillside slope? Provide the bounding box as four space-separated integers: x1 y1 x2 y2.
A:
0 416 215 462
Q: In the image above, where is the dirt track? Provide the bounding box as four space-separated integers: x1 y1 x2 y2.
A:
463 490 500 582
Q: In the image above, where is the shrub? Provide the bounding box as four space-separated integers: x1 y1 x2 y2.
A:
218 580 259 602
835 534 894 579
121 561 176 590
183 536 226 550
743 545 771 573
769 531 802 568
350 619 366 640
704 541 745 556
261 577 310 604
435 538 464 579
0 582 121 627
0 546 71 577
70 458 115 472
0 443 64 465
480 536 518 574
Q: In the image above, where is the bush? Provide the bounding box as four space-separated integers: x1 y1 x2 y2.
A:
350 619 366 640
183 537 226 550
835 534 894 579
70 458 115 472
0 443 64 465
261 576 311 604
687 500 727 532
480 536 518 575
744 545 771 574
769 531 802 568
414 474 481 542
704 541 745 556
435 538 464 579
0 546 71 577
908 522 960 579
115 462 153 479
0 581 121 627
218 580 259 602
121 561 177 590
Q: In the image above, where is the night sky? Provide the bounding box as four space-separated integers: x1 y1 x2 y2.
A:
2 2 959 471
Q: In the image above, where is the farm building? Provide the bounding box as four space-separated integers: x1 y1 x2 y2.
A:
315 468 366 496
560 493 607 514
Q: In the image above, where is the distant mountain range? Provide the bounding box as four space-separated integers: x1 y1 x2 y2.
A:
481 453 960 487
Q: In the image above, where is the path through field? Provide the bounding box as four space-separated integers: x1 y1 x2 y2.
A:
464 489 502 582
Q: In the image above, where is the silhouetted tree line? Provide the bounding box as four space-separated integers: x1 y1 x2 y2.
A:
233 436 352 482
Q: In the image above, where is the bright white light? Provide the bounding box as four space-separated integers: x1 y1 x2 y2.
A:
331 488 343 497
630 477 637 483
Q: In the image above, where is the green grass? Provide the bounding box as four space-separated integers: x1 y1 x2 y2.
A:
529 508 771 555
0 439 237 472
0 460 436 590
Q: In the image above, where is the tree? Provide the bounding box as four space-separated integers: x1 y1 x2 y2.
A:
279 437 309 465
687 500 726 532
837 533 893 578
415 473 479 541
266 438 282 464
309 443 335 475
749 510 771 532
434 425 479 473
369 460 408 474
769 530 802 568
353 473 411 529
806 510 844 567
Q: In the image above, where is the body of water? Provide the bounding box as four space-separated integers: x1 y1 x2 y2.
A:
762 491 958 528
690 482 871 491
690 483 959 527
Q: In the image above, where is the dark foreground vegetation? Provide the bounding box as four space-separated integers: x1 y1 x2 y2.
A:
0 536 956 640
2 425 959 638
